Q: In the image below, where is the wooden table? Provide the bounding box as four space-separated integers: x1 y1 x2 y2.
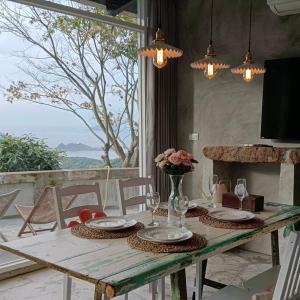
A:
1 201 300 300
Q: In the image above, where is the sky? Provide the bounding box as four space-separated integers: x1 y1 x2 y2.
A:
0 8 106 149
0 1 139 154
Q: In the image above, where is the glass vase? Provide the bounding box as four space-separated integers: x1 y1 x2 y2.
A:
168 174 184 225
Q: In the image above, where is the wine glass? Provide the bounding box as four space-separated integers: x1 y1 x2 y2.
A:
208 174 219 208
234 178 247 210
146 192 160 226
174 196 189 231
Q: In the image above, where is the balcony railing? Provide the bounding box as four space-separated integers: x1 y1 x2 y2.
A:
0 168 140 217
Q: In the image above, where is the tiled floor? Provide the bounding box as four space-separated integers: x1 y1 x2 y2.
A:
0 248 272 299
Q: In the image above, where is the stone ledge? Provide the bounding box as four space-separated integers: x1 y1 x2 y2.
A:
203 146 300 164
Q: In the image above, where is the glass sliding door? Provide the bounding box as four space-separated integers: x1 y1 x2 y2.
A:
0 0 146 277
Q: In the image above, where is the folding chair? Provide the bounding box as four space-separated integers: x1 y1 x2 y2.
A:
15 187 76 237
0 189 20 241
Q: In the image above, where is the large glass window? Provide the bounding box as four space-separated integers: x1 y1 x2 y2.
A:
0 0 145 276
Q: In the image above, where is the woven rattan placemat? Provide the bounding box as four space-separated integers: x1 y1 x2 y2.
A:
199 214 264 229
71 222 144 239
154 207 208 218
127 233 207 253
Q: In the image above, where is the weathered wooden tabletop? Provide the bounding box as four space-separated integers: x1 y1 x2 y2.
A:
1 201 300 298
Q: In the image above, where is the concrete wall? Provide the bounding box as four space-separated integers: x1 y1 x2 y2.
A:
176 0 300 200
0 168 139 216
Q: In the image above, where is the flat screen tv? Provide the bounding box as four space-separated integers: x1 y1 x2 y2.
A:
261 57 300 141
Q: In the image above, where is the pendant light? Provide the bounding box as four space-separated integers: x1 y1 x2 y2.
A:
137 25 183 69
191 0 230 79
231 0 266 82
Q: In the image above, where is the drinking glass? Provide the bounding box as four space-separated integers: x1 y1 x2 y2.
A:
174 196 189 231
235 178 247 210
208 174 219 208
146 192 160 226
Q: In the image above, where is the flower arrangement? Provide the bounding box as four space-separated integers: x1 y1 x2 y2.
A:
155 148 198 175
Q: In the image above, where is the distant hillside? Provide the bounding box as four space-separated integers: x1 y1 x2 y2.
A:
57 143 101 151
61 157 123 169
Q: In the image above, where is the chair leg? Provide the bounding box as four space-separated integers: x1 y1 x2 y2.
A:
194 261 203 300
51 222 58 232
0 231 7 242
158 277 165 300
124 293 129 300
150 281 158 300
63 274 72 300
17 221 29 237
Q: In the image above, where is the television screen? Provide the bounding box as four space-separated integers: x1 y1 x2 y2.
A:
261 57 300 140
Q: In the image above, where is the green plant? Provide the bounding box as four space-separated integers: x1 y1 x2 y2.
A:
0 134 64 172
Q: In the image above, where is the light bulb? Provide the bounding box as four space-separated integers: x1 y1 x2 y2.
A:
204 63 217 79
153 49 167 69
243 68 254 82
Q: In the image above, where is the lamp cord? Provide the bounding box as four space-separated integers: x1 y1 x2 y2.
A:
210 0 214 45
248 0 253 52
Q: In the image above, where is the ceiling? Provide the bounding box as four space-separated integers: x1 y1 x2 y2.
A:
85 0 137 16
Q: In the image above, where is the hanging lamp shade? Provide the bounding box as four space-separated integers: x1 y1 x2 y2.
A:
231 0 266 82
231 51 266 82
137 27 183 69
190 0 229 79
191 44 230 79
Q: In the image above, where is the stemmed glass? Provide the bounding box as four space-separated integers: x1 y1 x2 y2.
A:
146 192 160 226
174 196 189 231
234 178 247 210
208 174 219 208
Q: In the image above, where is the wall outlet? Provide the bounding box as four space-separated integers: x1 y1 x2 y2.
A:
189 133 199 141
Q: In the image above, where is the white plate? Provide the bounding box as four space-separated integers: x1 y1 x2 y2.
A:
159 201 198 210
208 208 255 222
86 217 126 229
137 226 193 244
86 217 138 231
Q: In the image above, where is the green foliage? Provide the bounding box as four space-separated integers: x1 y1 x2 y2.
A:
0 134 64 172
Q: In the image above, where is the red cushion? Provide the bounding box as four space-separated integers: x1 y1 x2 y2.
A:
67 220 80 228
78 209 92 224
94 211 107 218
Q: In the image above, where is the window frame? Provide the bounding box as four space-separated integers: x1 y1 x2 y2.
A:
0 0 147 278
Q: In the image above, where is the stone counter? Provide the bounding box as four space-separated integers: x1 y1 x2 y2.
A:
203 146 300 164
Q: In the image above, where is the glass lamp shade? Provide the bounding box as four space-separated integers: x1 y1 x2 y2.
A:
231 51 266 82
137 28 183 69
191 44 230 79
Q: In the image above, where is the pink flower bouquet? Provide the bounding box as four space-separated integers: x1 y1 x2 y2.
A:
155 148 198 175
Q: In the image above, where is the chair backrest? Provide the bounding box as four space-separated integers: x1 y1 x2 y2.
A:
118 177 154 215
54 183 103 229
0 190 20 218
27 187 76 224
273 230 300 300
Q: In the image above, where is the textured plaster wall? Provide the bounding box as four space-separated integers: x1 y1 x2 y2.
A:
176 0 300 200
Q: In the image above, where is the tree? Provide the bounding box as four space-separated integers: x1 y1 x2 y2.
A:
0 134 63 172
0 1 139 167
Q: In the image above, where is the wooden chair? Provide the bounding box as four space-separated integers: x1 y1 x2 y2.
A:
15 187 76 237
118 177 155 215
205 230 300 300
118 177 165 300
0 189 20 241
53 183 107 300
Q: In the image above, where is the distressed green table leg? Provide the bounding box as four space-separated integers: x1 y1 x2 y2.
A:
171 269 187 300
271 230 280 266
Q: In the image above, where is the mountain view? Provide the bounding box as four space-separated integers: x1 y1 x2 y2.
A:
57 143 122 169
